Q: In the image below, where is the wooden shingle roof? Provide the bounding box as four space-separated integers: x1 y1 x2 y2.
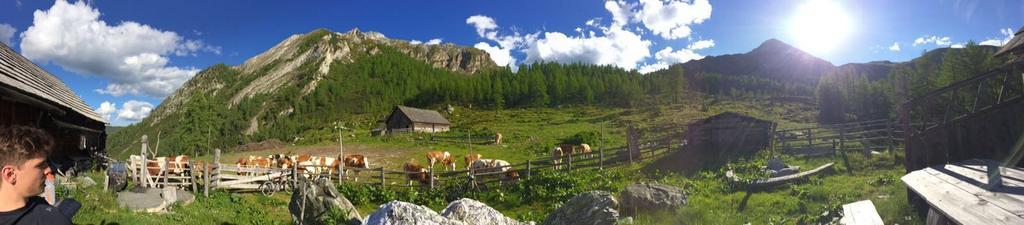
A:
395 105 450 125
995 26 1024 57
0 42 106 123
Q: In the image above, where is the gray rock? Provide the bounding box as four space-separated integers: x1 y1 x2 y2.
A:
766 158 787 171
441 198 534 225
73 177 96 188
116 187 195 213
117 188 168 213
365 201 466 225
289 178 362 225
542 191 620 225
619 183 688 216
771 167 801 177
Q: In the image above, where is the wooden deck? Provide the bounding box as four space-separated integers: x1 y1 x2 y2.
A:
901 159 1024 225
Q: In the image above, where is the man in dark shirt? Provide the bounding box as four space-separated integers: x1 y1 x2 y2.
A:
0 126 73 225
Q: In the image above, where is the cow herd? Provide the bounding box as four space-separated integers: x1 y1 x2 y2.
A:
235 153 371 181
128 142 593 188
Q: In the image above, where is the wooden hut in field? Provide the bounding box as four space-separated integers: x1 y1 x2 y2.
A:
0 42 107 173
645 112 776 175
383 106 450 134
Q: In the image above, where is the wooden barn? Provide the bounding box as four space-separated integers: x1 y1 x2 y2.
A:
686 112 776 158
645 112 776 175
383 106 450 134
0 42 107 173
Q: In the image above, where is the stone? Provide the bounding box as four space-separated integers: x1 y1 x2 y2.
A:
441 198 534 225
117 188 168 213
541 191 620 225
289 178 362 225
771 167 800 177
766 158 787 171
619 183 688 216
365 201 465 225
73 177 96 188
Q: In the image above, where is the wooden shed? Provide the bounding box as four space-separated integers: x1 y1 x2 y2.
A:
0 42 107 173
646 112 776 175
383 106 450 133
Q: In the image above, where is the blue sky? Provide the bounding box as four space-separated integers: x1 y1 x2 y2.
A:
0 0 1020 126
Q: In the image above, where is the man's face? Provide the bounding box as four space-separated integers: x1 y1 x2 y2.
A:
2 157 51 197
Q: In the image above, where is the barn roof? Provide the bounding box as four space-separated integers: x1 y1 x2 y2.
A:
395 105 450 125
0 42 106 124
995 26 1024 57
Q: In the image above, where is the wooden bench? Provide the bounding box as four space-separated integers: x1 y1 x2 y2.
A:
839 200 883 225
901 159 1024 225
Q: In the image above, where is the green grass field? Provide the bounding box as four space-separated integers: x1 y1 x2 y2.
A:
75 96 923 224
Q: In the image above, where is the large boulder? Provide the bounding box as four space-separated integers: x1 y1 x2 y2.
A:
619 183 687 216
289 178 362 225
441 198 534 225
541 191 620 225
365 201 465 225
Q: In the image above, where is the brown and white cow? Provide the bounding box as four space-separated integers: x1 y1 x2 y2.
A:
426 151 455 171
494 132 503 145
338 154 370 181
168 155 191 175
464 153 482 169
403 162 430 186
469 159 517 185
552 147 567 170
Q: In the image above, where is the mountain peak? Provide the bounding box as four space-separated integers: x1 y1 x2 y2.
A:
751 38 798 55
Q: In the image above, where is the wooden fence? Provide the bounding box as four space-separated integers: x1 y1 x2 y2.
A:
772 119 904 168
191 135 677 195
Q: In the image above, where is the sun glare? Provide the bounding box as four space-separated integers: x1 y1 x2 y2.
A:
789 0 854 56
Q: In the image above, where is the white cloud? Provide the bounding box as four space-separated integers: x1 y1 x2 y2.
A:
637 42 709 73
409 40 422 45
950 42 965 48
0 23 15 46
524 26 652 70
888 42 900 51
912 35 951 47
116 100 153 122
474 42 516 70
466 0 715 72
94 101 116 121
636 0 712 40
19 0 215 99
425 38 442 45
605 0 635 29
687 39 714 50
466 15 498 38
980 28 1014 46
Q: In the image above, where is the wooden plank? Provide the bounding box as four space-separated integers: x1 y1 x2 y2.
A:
920 164 1024 217
746 163 834 189
218 171 290 186
219 183 262 189
839 200 884 225
902 169 1024 225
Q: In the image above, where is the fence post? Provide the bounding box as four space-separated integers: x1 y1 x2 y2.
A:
380 167 386 187
214 149 221 190
839 129 852 174
807 128 813 147
140 135 149 188
428 167 435 190
292 161 298 188
887 121 897 165
567 149 573 170
599 148 605 170
525 160 531 180
204 161 210 197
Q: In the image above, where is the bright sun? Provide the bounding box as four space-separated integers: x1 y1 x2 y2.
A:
789 0 854 56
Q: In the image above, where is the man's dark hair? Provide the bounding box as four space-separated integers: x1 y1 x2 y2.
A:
0 126 54 168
